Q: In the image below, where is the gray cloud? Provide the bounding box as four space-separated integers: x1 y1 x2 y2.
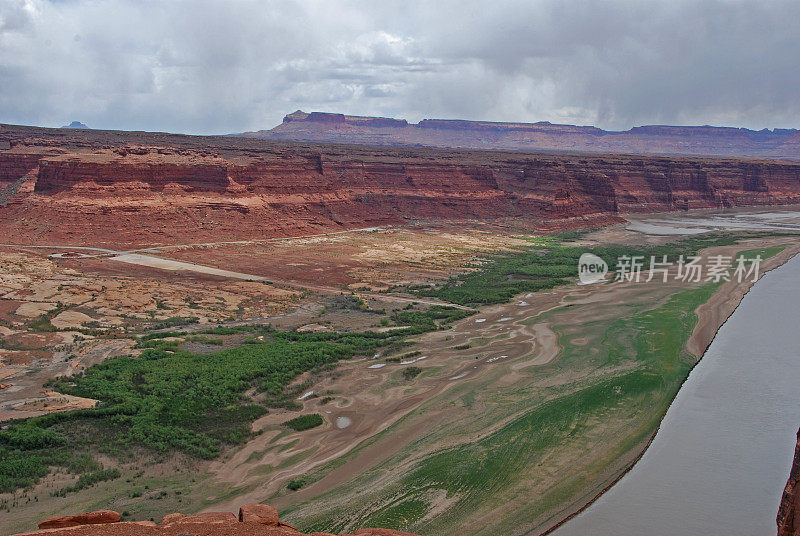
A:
0 0 798 133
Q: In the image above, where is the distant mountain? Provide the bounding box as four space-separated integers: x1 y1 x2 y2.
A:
61 121 89 129
234 110 800 160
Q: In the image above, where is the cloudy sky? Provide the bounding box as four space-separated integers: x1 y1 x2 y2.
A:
1 0 798 134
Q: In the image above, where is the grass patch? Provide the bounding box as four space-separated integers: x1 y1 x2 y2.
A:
736 244 786 260
284 414 324 432
402 367 423 381
52 468 121 497
415 233 743 305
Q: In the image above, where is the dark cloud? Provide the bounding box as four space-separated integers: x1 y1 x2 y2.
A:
0 0 798 133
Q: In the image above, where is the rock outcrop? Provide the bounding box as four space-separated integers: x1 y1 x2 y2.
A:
2 123 800 248
11 504 421 536
778 429 800 536
38 510 121 529
239 111 800 160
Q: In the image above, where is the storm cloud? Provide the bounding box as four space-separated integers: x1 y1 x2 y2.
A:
1 0 798 134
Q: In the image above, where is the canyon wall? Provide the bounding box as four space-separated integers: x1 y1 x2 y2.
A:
2 124 800 248
778 429 800 536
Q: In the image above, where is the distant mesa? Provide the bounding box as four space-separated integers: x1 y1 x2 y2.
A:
61 121 89 129
234 110 800 159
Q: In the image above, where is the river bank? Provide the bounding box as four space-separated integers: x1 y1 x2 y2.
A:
550 239 800 535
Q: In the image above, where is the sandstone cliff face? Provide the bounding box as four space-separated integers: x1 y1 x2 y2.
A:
2 124 800 248
0 153 41 188
9 504 421 536
35 153 231 194
778 429 800 536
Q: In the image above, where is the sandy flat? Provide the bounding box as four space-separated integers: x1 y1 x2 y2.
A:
14 302 57 317
50 310 93 329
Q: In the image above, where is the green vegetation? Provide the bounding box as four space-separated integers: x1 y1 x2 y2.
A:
0 423 66 449
284 414 324 432
186 336 224 345
287 478 306 491
150 316 199 330
364 499 429 528
26 303 65 333
0 305 470 495
415 233 743 305
52 468 121 497
402 367 422 381
198 325 262 336
0 448 99 494
391 305 473 332
136 331 185 343
737 244 786 260
387 350 420 363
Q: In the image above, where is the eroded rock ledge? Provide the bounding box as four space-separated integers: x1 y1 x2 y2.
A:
11 504 421 536
778 429 800 536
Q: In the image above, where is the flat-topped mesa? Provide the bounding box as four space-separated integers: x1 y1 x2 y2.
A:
416 118 605 135
628 124 800 139
249 110 800 158
283 111 408 129
11 504 422 536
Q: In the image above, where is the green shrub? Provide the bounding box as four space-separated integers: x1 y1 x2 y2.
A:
0 424 65 449
287 478 306 490
402 367 422 381
283 414 324 431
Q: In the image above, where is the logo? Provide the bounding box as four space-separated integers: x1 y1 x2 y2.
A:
578 253 608 285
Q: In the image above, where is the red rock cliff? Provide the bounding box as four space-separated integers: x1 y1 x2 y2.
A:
2 124 800 248
778 429 800 536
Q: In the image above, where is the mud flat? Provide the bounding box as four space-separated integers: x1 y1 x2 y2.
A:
203 223 800 536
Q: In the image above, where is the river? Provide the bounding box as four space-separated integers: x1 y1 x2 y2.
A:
552 252 800 536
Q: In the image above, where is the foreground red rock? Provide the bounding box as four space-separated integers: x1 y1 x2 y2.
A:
38 511 121 529
14 504 421 536
2 123 800 248
778 429 800 536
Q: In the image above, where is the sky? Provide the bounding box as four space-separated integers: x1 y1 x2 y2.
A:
1 0 799 134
